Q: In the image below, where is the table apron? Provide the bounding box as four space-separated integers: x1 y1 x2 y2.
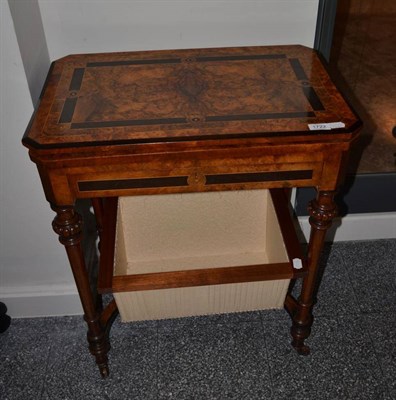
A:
64 161 322 199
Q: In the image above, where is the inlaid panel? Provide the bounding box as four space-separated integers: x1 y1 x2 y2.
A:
23 46 360 149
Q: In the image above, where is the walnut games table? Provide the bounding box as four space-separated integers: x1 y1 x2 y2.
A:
23 45 361 377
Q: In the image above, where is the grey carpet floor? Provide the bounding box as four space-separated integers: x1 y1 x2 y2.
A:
1 239 395 399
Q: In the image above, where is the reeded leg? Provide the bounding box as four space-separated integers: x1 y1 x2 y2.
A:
290 190 337 354
51 205 110 377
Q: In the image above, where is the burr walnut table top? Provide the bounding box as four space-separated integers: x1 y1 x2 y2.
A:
23 45 360 150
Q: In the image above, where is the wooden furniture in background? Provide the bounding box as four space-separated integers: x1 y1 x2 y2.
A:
23 45 361 377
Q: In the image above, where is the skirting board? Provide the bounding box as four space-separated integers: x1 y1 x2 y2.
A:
3 212 395 318
1 285 82 318
298 212 396 242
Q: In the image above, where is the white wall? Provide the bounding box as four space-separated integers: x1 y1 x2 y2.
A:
39 0 319 58
8 0 50 106
0 1 79 317
1 0 319 317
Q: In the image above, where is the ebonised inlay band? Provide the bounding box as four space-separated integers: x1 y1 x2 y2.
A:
289 58 308 81
206 112 315 123
59 97 78 123
71 118 187 129
302 87 325 111
288 59 325 111
70 112 316 130
69 68 85 91
78 176 189 192
195 54 286 62
86 58 182 67
205 170 313 185
86 54 287 68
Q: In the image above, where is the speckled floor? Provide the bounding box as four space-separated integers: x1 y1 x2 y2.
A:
1 239 395 399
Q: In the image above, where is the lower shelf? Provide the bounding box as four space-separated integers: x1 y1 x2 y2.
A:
98 189 306 322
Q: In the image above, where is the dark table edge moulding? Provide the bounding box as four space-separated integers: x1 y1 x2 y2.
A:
22 121 362 150
97 188 307 294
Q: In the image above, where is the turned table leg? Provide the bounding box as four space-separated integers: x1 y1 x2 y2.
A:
290 190 337 354
51 205 110 377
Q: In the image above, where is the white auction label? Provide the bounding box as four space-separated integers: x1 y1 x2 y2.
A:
308 122 345 131
292 258 303 269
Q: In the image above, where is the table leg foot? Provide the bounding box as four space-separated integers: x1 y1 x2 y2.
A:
290 309 313 356
86 320 111 377
290 319 312 355
99 365 109 378
292 341 311 356
91 341 110 378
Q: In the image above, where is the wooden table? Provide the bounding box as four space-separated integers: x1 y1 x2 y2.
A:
23 45 361 377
